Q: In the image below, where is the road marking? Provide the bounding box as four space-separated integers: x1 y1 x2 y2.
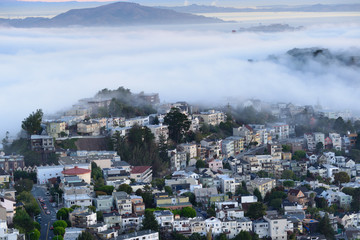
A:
46 221 50 240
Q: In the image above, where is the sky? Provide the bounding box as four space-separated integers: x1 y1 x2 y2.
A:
0 20 359 138
12 0 360 6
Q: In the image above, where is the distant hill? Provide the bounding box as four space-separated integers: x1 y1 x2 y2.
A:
159 3 360 13
0 2 224 28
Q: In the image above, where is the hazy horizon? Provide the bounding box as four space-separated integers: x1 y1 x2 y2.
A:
0 1 359 139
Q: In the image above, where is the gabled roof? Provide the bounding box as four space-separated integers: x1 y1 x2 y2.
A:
288 189 302 196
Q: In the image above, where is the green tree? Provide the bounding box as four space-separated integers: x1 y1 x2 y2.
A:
29 229 40 240
54 227 65 236
283 180 295 188
142 210 159 232
76 230 95 240
53 236 64 240
334 172 350 185
164 186 173 196
281 170 296 180
158 134 169 163
318 214 335 240
253 188 263 202
13 209 33 233
215 233 227 240
182 192 196 206
196 160 206 169
152 178 165 191
14 179 33 193
189 233 206 240
53 220 68 229
256 170 269 178
233 230 253 240
292 150 306 161
180 207 196 218
164 108 191 143
270 198 283 210
56 208 70 221
246 202 266 220
88 206 96 213
316 142 324 153
118 184 133 194
22 109 43 136
282 144 291 153
96 211 104 222
206 205 216 218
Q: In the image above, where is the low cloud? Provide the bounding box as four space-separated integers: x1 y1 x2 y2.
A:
0 23 359 137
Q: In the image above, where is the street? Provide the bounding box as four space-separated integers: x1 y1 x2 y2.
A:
31 185 58 240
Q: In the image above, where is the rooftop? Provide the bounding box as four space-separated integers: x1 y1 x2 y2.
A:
131 166 151 174
62 166 91 175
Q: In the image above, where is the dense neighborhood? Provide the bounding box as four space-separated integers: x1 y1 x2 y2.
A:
1 87 360 240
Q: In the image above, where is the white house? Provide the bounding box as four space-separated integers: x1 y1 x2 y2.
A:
37 165 64 184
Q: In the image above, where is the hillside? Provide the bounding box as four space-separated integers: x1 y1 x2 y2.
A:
0 2 223 28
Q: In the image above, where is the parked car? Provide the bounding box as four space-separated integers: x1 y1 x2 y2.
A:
46 210 50 215
50 226 54 230
43 206 47 210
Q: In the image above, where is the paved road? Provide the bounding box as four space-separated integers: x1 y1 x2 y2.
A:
31 185 58 240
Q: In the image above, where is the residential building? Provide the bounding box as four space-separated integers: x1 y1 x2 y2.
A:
155 195 192 210
264 215 288 240
253 219 269 239
103 212 122 228
113 191 132 215
77 121 100 136
130 166 152 183
267 123 289 140
0 220 19 240
313 132 325 145
205 217 222 236
130 195 145 215
195 110 225 126
70 209 97 228
178 143 197 159
0 193 15 224
304 133 316 151
95 195 114 212
249 178 276 198
218 175 238 194
154 210 174 229
62 166 91 184
208 159 223 172
147 124 169 143
0 169 10 185
37 165 64 184
63 185 92 208
46 121 68 139
30 135 55 152
117 230 159 240
0 154 25 173
329 133 342 151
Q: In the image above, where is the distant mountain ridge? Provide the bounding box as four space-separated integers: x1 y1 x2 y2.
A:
0 2 223 28
159 3 360 13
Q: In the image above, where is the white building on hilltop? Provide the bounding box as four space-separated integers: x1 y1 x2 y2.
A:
0 220 19 240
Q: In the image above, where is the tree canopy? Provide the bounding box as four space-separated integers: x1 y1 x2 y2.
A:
142 210 159 232
334 172 350 185
21 109 43 136
246 202 266 220
164 108 191 143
